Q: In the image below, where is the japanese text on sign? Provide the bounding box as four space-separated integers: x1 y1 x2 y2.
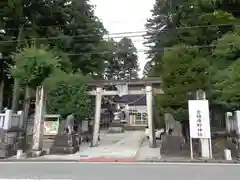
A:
196 110 203 137
188 100 211 139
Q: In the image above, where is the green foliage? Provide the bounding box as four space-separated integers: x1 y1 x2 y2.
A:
212 32 240 69
144 0 238 76
45 71 93 120
0 0 107 79
54 0 107 76
212 32 240 110
160 44 209 122
104 37 139 80
11 45 60 88
214 61 240 110
144 0 240 122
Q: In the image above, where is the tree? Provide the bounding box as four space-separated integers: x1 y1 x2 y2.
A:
212 32 240 110
54 0 107 76
144 0 237 76
0 0 107 111
45 71 93 119
103 39 120 80
212 31 240 70
105 37 139 80
160 44 209 122
11 45 60 88
143 60 155 78
0 0 106 75
214 61 240 110
11 44 93 119
116 37 139 80
11 45 60 144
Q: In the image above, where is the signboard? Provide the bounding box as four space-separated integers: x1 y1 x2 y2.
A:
44 120 59 136
188 100 211 139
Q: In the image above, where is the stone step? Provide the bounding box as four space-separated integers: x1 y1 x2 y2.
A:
123 125 145 131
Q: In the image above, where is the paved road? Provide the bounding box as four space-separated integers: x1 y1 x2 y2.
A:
0 162 240 180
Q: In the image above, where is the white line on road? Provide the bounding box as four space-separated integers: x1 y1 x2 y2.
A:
0 161 240 166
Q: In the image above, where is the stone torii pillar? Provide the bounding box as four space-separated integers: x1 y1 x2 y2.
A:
146 84 156 148
92 86 102 147
32 86 46 156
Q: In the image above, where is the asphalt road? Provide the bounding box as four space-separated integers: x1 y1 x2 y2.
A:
0 162 240 180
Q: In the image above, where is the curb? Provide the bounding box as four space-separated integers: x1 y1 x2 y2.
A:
0 159 79 162
79 157 136 162
134 135 148 159
137 159 240 164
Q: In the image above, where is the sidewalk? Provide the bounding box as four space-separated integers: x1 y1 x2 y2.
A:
20 131 145 162
136 138 161 161
78 131 145 161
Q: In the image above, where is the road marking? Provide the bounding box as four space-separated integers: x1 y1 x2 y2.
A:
0 161 240 166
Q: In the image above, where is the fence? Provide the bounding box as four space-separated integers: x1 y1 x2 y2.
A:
0 110 24 131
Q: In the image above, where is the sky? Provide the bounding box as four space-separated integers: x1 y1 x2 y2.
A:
90 0 155 76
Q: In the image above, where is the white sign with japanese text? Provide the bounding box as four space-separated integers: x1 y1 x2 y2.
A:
188 100 211 139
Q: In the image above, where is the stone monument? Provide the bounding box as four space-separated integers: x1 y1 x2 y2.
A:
108 110 124 133
50 114 79 154
0 129 7 158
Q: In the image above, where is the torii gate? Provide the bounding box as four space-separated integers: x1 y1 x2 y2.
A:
88 78 163 148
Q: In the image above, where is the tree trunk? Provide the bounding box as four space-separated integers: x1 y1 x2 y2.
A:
11 79 20 113
0 79 4 111
23 86 31 128
11 25 24 113
22 86 31 150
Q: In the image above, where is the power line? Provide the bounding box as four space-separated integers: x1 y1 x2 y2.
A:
1 7 240 31
0 21 239 44
1 21 239 35
0 34 146 44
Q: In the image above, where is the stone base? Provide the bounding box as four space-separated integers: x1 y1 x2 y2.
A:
50 146 79 154
16 149 26 159
0 144 16 159
0 149 8 159
108 124 124 133
49 133 79 154
31 150 44 157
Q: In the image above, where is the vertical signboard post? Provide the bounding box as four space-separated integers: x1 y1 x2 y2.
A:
188 100 212 159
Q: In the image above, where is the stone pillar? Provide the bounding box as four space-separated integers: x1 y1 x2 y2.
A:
234 110 240 159
32 86 46 155
196 90 211 159
125 104 130 123
92 86 102 147
225 112 233 134
4 110 12 130
146 85 156 148
17 111 24 129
